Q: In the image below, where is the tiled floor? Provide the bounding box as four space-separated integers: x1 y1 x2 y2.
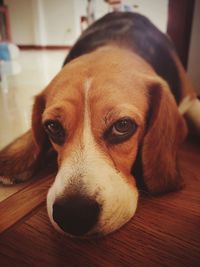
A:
0 49 67 201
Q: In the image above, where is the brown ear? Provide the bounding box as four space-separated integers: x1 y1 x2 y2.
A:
0 93 51 184
31 93 48 149
139 79 187 195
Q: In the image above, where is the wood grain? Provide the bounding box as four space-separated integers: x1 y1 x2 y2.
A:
0 175 54 234
0 141 199 267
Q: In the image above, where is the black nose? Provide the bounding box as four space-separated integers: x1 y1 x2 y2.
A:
52 195 101 236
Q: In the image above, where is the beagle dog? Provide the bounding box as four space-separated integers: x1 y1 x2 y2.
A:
0 12 200 237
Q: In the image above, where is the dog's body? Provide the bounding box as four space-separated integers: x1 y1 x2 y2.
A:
0 12 199 237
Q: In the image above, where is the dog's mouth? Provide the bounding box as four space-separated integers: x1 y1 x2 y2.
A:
47 190 138 238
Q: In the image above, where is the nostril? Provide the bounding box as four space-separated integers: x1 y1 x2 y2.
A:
52 195 101 236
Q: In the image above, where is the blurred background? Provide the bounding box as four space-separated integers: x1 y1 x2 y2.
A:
1 0 170 46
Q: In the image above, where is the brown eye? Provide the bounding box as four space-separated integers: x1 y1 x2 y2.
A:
104 117 137 144
113 119 133 135
44 120 66 145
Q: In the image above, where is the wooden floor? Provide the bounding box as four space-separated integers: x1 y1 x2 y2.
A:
0 139 200 267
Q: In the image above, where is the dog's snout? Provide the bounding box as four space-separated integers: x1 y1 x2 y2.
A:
52 195 101 236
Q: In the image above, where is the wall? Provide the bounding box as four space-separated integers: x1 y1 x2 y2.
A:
187 0 200 94
5 0 79 45
40 0 77 45
5 0 35 44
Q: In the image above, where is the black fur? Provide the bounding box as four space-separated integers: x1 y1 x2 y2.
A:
63 12 181 103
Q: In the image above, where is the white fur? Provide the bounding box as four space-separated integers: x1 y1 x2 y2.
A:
178 96 195 115
185 98 200 133
0 176 14 185
47 79 138 236
0 171 32 185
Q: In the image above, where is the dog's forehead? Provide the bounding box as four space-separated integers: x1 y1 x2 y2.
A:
45 47 154 112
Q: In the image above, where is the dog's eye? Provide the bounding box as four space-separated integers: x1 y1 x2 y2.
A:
44 120 65 145
104 117 137 144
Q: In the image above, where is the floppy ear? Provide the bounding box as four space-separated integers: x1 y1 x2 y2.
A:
136 79 187 195
0 93 52 184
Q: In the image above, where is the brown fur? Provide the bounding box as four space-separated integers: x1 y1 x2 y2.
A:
0 130 39 182
141 80 187 194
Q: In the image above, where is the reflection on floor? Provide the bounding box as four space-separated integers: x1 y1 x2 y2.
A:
0 49 67 201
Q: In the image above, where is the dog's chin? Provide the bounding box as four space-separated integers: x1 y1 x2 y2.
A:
46 213 135 239
46 185 138 238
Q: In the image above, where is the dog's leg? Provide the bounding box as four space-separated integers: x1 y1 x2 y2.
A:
0 130 40 185
185 98 200 134
179 97 200 135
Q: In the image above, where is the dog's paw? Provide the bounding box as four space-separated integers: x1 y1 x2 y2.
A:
0 171 32 185
0 176 15 185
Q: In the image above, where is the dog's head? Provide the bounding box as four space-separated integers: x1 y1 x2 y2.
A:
31 47 186 237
